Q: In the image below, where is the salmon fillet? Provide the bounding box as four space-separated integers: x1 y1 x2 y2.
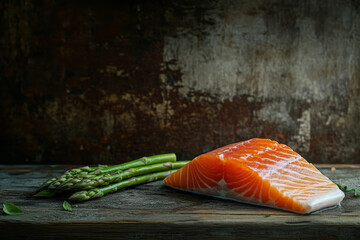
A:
163 138 344 214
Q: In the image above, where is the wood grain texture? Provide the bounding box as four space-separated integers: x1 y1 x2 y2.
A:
0 165 359 239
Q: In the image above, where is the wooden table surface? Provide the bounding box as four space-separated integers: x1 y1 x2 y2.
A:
0 164 359 239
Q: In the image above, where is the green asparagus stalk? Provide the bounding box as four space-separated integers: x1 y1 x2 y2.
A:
34 153 180 197
36 178 57 193
44 153 176 191
69 169 178 201
56 161 189 191
92 153 177 174
35 166 101 193
33 189 58 197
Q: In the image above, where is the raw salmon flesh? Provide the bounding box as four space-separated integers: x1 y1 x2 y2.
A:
163 138 344 214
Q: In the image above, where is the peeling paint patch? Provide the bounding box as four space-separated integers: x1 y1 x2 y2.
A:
102 110 115 136
291 109 311 153
256 101 294 130
163 0 355 102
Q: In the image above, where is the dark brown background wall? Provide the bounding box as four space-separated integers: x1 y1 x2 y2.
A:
1 0 359 164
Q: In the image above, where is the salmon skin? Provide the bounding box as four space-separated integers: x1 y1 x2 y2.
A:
163 138 344 214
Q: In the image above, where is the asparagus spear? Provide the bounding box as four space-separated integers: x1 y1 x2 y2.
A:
36 178 57 193
43 153 176 191
92 153 177 174
35 166 101 193
55 161 189 190
33 189 58 197
69 169 178 201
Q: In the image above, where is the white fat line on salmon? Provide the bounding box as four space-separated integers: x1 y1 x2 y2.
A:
191 178 229 197
192 160 205 190
226 170 255 186
258 177 265 203
271 146 300 154
269 178 325 189
195 158 219 176
231 180 253 192
196 172 210 191
220 141 247 154
274 185 338 200
189 163 195 189
276 167 330 181
268 178 331 188
232 183 254 197
238 154 252 160
194 165 219 186
226 185 268 205
275 185 337 196
254 159 323 177
227 177 255 188
194 175 263 201
194 168 209 191
221 177 277 205
265 152 302 161
250 160 317 174
192 166 202 190
193 162 219 191
265 151 302 160
265 182 276 205
178 164 183 188
192 165 202 190
257 155 302 179
227 175 255 186
246 178 262 200
220 139 276 154
267 171 329 184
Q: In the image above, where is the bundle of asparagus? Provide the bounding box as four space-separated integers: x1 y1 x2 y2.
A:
34 153 189 202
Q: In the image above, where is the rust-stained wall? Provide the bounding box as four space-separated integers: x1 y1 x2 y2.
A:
1 0 359 164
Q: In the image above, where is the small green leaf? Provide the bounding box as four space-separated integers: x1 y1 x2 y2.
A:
337 184 360 197
50 164 60 168
265 214 271 217
62 201 73 211
344 186 353 192
2 203 23 215
354 189 360 197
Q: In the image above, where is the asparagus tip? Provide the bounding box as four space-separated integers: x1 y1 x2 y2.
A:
69 189 103 201
33 190 57 198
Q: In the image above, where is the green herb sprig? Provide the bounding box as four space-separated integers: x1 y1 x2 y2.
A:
337 184 360 197
62 201 77 212
2 203 23 215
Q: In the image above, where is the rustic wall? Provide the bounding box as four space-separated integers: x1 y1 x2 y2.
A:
0 0 359 164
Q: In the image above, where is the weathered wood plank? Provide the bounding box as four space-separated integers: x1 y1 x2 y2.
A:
0 165 359 239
